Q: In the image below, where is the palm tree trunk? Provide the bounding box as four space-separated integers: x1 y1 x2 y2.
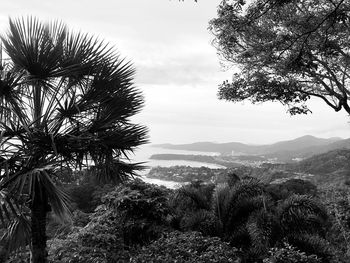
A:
30 185 49 263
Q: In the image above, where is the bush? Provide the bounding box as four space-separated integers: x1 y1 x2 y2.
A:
263 242 321 263
320 186 350 262
49 179 173 262
102 179 171 222
266 179 318 201
6 249 30 263
130 231 240 263
168 181 216 232
171 182 215 212
180 209 223 237
100 179 172 246
66 183 96 212
49 209 128 263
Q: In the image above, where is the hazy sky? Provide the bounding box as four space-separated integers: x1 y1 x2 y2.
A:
0 0 349 144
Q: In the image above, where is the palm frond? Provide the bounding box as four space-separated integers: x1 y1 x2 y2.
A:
58 29 116 80
1 213 31 253
246 209 277 257
230 177 265 202
2 17 64 79
0 189 21 226
8 166 71 221
278 194 328 236
225 195 266 234
179 209 222 237
91 160 147 184
212 179 266 229
88 124 149 153
288 233 333 261
176 183 213 211
212 184 231 224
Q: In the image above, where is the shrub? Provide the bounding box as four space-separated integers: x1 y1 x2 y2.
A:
266 179 318 201
130 231 240 263
66 183 96 212
179 209 223 236
102 179 170 222
263 242 321 263
319 186 350 262
168 181 216 231
6 249 30 263
278 195 328 237
226 172 240 187
102 179 172 246
49 209 128 263
49 179 173 262
72 209 91 227
64 169 116 213
212 179 266 236
171 182 215 213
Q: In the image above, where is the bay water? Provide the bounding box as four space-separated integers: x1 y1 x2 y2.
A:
129 145 224 188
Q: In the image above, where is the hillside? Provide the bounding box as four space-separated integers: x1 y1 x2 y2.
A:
263 149 350 185
263 135 342 154
288 148 350 175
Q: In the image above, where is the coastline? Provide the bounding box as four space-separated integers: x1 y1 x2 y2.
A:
140 175 185 189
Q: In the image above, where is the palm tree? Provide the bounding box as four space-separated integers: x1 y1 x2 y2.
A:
0 17 148 262
169 182 221 236
277 194 332 260
212 178 266 240
212 179 332 261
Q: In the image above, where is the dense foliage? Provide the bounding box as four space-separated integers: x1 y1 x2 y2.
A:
319 186 350 262
130 231 240 263
210 0 350 115
5 173 349 262
263 242 321 263
49 179 172 262
168 177 333 262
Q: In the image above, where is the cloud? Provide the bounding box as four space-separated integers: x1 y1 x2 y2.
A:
2 0 349 145
135 51 224 86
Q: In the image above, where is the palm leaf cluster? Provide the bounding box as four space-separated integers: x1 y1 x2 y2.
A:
171 177 333 261
0 17 147 253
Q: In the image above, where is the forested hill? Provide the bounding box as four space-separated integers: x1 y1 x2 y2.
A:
154 135 349 161
287 149 350 175
221 149 350 186
260 149 350 185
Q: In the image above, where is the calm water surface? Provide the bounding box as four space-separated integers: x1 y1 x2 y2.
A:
130 145 224 188
131 145 224 172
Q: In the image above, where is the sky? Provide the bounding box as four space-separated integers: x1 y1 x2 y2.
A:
0 0 349 145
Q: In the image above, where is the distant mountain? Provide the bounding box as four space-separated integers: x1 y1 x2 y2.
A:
262 135 341 152
153 141 256 154
153 135 349 162
265 138 350 161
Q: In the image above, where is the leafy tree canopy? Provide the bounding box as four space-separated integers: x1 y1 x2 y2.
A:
210 0 350 115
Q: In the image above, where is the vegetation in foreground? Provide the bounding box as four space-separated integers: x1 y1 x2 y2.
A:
2 168 350 263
